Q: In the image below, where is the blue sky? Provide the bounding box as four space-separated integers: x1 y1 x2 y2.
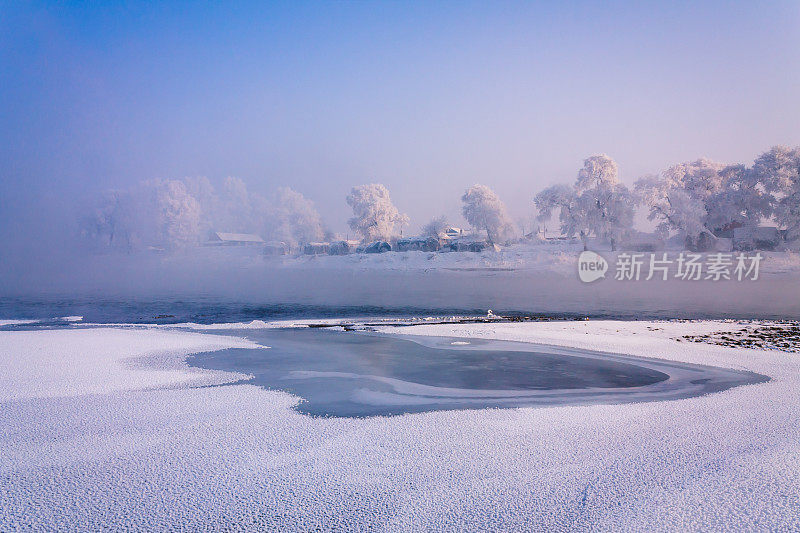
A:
2 0 799 235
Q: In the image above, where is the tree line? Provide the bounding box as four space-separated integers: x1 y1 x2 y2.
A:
536 146 800 251
81 145 800 251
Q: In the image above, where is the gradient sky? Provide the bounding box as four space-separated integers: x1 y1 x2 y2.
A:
2 0 800 239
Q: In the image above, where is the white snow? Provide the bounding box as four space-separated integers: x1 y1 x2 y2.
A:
0 328 260 402
0 316 82 327
1 321 799 530
0 319 38 326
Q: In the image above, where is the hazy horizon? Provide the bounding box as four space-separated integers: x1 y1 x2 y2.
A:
2 1 800 253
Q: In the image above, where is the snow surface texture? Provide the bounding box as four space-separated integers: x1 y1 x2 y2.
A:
0 328 259 402
1 322 799 530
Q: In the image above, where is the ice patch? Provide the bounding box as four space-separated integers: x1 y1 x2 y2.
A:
0 319 38 326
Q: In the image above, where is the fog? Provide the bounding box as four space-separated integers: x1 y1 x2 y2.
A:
2 2 800 314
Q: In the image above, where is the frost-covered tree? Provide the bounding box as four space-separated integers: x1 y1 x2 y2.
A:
534 155 634 250
81 176 332 252
183 176 222 236
635 176 708 241
267 187 325 246
215 176 256 233
750 145 800 240
635 156 779 246
461 185 515 245
634 175 707 240
346 184 408 242
79 189 138 251
574 155 635 250
661 158 727 202
575 154 620 194
80 180 201 250
634 159 731 243
421 215 449 238
153 179 202 248
704 164 773 231
534 184 588 246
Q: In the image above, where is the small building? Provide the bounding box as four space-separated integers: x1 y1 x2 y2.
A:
303 242 330 255
733 226 781 251
206 232 265 246
444 227 463 239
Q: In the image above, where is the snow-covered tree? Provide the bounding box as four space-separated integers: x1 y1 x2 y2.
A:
661 158 727 202
461 185 515 244
634 174 706 240
153 179 202 248
79 189 137 250
214 176 256 233
267 187 325 246
346 184 408 242
183 176 221 236
421 215 449 238
703 164 773 232
81 177 332 252
750 145 800 240
575 154 620 194
634 158 731 243
534 184 588 245
635 155 780 247
574 155 635 250
534 155 634 250
80 179 201 251
750 145 800 193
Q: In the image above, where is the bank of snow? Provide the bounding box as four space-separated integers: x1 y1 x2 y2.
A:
1 322 799 531
0 328 260 402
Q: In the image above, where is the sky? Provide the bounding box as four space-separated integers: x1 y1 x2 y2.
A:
2 0 800 242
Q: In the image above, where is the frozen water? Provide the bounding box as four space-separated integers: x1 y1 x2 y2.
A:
189 328 764 417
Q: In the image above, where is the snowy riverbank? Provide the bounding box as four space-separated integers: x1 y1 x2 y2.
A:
1 320 799 530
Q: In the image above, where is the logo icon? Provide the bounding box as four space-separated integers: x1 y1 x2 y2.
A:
577 250 608 283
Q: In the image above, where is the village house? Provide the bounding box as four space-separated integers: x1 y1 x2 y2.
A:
205 232 265 247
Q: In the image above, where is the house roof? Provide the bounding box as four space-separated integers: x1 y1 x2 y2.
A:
214 232 265 243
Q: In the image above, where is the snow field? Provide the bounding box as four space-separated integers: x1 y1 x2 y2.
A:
1 321 798 530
